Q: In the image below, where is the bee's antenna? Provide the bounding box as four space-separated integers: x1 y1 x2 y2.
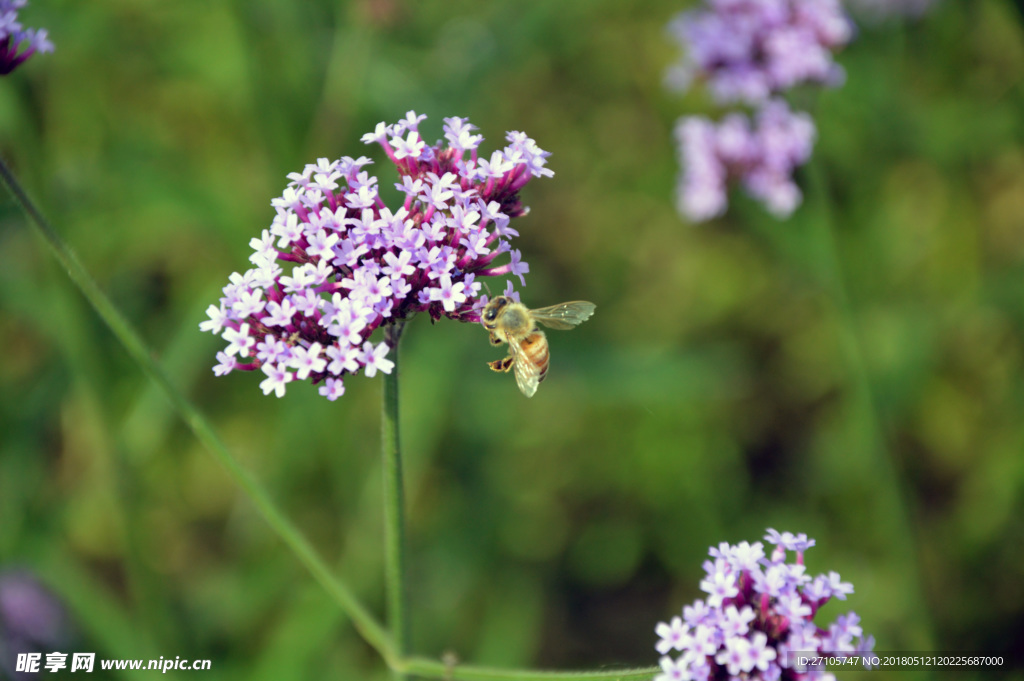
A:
482 281 492 296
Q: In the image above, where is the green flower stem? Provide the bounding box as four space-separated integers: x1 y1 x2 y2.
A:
382 322 410 679
400 657 658 681
0 156 396 665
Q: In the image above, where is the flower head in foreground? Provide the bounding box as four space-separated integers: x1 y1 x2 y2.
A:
654 529 874 681
665 0 853 105
201 112 552 400
0 0 53 75
675 100 816 221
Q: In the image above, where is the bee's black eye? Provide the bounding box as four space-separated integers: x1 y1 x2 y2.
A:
484 296 508 321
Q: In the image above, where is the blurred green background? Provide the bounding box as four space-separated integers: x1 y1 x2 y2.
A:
2 0 1023 679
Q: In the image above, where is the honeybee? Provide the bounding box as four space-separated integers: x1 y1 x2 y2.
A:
480 296 596 397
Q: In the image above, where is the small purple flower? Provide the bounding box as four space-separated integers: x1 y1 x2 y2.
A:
720 604 756 638
358 341 394 378
729 540 766 571
202 113 552 399
318 377 345 401
776 592 812 620
654 654 689 681
213 351 236 376
825 612 863 652
674 100 816 221
199 304 229 335
0 1 53 75
689 623 719 658
259 363 293 397
699 564 739 608
683 599 714 628
289 342 326 380
715 635 754 676
749 632 779 672
767 529 817 557
653 529 874 680
223 323 255 358
824 571 854 600
666 0 852 106
655 616 689 655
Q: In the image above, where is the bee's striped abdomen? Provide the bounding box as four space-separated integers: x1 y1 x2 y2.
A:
519 331 550 385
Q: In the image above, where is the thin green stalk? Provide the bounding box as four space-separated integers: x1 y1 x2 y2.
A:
0 156 396 665
805 159 933 642
382 321 410 678
400 657 658 681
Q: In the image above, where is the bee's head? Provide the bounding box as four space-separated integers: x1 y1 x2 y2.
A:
481 295 510 329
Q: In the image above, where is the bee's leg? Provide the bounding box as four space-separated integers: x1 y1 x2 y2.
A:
488 331 503 346
487 356 515 373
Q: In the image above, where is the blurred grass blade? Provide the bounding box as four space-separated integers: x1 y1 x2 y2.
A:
804 158 934 642
0 156 396 664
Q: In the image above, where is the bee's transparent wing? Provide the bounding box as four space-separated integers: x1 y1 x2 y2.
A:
509 339 541 398
529 301 596 330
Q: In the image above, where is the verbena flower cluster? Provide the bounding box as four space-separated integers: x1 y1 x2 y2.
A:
654 529 874 681
0 0 53 75
666 0 852 221
675 101 815 221
665 0 851 105
201 112 549 400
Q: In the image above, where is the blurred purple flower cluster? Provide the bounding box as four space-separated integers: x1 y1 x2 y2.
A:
665 0 851 105
666 0 853 221
201 112 550 400
0 570 68 679
675 101 815 221
0 0 53 75
654 530 874 681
